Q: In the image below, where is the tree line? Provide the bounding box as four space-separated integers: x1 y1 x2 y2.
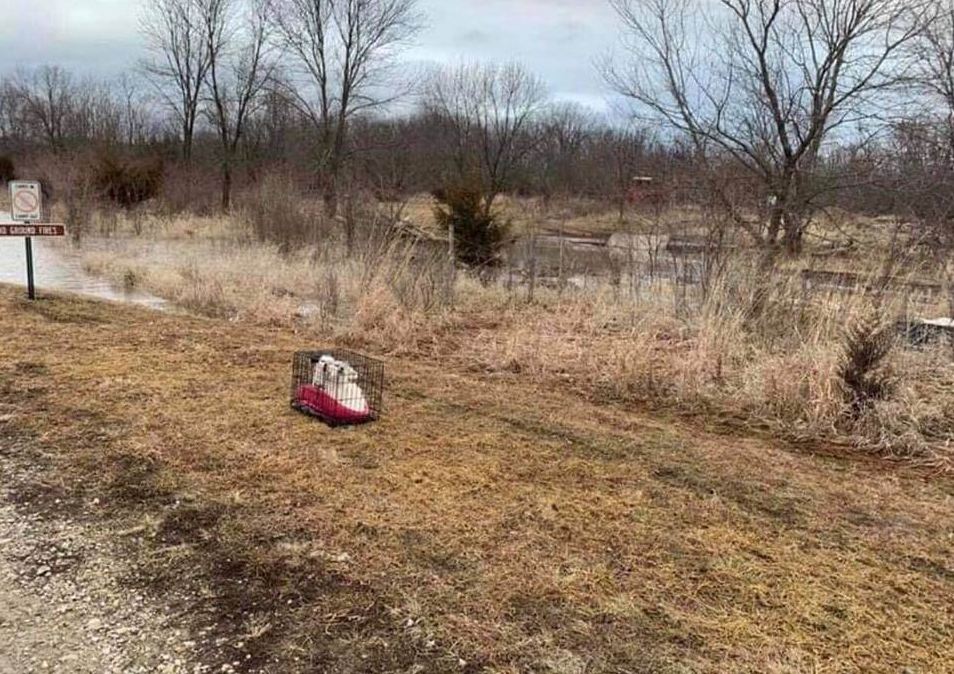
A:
2 0 954 257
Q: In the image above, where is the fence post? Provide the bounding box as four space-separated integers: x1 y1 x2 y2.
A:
447 222 456 307
527 226 536 303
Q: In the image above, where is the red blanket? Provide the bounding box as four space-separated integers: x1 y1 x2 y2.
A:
295 385 371 424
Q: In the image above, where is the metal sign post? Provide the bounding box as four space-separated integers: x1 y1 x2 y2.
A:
24 236 34 300
3 182 66 300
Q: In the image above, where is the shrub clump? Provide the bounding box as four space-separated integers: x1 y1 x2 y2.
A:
93 155 163 208
0 155 15 185
242 175 324 254
432 185 508 269
839 313 895 418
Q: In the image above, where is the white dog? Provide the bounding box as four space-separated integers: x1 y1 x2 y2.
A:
312 356 369 413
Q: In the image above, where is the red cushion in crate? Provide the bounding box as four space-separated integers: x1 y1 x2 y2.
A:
295 384 371 424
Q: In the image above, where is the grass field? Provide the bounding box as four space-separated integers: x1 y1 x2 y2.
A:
77 217 954 465
1 285 952 672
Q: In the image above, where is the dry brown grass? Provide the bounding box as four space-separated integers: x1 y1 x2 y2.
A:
0 287 952 672
74 206 954 466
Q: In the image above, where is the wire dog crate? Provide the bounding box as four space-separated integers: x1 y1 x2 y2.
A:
290 349 384 426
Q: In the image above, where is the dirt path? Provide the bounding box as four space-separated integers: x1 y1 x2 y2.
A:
0 437 234 674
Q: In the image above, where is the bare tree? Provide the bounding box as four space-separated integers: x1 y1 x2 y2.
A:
0 77 21 143
198 0 275 210
605 0 930 255
894 7 954 286
141 0 213 161
422 61 548 214
13 66 77 152
535 102 598 201
271 0 422 216
68 77 127 146
912 1 954 160
599 124 653 221
1 68 156 150
114 74 158 147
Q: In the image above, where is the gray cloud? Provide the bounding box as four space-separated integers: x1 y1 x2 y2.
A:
0 0 142 73
0 0 619 109
411 0 617 106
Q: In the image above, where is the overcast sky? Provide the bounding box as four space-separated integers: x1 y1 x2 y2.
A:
0 0 620 111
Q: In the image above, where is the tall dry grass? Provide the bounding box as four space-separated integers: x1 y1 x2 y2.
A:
78 200 954 466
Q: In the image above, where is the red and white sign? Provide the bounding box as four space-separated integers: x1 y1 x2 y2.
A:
0 224 65 237
10 181 42 222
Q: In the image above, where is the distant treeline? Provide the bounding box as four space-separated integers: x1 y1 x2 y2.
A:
0 0 952 257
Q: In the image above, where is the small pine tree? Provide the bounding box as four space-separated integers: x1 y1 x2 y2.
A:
432 185 508 270
839 313 895 417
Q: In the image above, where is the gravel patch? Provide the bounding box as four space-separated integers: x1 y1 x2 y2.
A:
0 440 256 674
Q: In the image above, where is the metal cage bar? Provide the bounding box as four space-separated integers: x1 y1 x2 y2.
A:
290 349 384 426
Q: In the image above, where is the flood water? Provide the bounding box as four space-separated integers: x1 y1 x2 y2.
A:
0 234 168 310
506 231 704 285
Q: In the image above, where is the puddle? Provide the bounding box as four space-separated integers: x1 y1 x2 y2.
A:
0 235 168 311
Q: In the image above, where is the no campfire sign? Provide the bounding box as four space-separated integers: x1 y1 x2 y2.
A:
10 181 42 222
0 224 65 237
3 180 66 300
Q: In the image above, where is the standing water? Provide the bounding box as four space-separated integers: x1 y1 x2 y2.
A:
0 220 167 310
